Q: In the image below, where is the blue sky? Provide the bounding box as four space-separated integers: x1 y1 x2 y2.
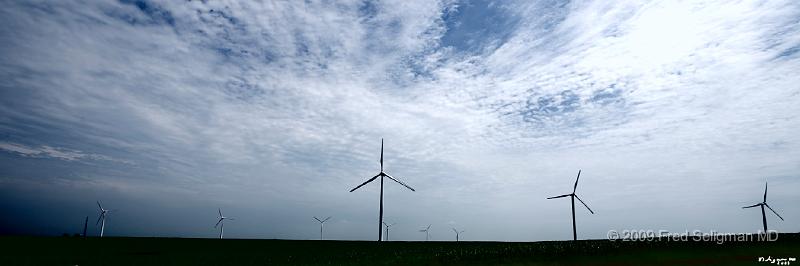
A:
1 0 799 241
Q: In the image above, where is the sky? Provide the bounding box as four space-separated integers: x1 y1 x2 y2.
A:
1 0 799 241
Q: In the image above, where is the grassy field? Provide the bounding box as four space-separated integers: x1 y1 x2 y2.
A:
1 233 797 265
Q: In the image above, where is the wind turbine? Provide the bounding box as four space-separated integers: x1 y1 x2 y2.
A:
82 216 88 238
419 224 431 241
546 170 594 241
314 216 332 240
95 201 113 237
215 208 234 239
452 228 465 242
742 182 784 234
382 222 396 241
349 139 415 242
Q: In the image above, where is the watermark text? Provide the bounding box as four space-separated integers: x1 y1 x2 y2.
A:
607 229 778 244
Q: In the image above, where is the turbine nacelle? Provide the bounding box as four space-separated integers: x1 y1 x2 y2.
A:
547 170 594 214
97 201 109 214
95 201 114 225
215 209 234 228
314 216 332 224
742 182 784 222
419 224 431 233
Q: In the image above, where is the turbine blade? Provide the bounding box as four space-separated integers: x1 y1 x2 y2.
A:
763 182 768 202
380 138 384 167
765 204 784 221
323 216 331 223
384 174 415 191
349 174 380 192
314 217 322 223
452 228 457 233
742 203 761 209
573 170 581 193
427 224 431 230
97 201 103 211
574 194 594 214
219 208 222 217
547 194 571 199
215 218 223 228
96 214 103 226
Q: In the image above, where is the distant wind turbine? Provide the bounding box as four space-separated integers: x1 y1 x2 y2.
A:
383 222 396 241
349 139 415 242
420 224 431 241
96 201 113 237
82 216 88 238
452 228 465 242
546 170 594 241
314 216 332 240
742 182 784 234
215 208 234 239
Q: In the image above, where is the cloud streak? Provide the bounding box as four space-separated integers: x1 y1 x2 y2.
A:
0 142 132 164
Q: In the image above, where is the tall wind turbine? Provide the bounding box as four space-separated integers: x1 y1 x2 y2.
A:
452 228 465 242
96 201 112 237
382 222 396 241
215 208 234 239
420 224 431 241
742 182 784 233
349 139 415 242
546 170 594 241
314 216 332 240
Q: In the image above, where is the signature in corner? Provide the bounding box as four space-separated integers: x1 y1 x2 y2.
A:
759 256 797 265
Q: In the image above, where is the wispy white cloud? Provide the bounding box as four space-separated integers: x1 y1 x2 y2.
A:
0 142 132 164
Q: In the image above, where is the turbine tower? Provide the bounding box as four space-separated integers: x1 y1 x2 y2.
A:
95 201 112 237
82 216 88 238
349 139 415 242
215 208 234 239
382 222 396 241
452 228 465 242
546 170 594 241
314 216 332 240
742 182 784 234
419 224 431 241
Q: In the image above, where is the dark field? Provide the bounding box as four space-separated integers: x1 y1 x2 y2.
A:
1 234 798 265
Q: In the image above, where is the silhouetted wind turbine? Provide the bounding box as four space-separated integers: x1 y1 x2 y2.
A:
215 208 234 239
547 170 594 241
420 224 431 241
314 216 332 240
96 201 113 237
82 216 88 238
383 222 396 241
349 139 415 242
742 182 784 234
452 228 465 242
